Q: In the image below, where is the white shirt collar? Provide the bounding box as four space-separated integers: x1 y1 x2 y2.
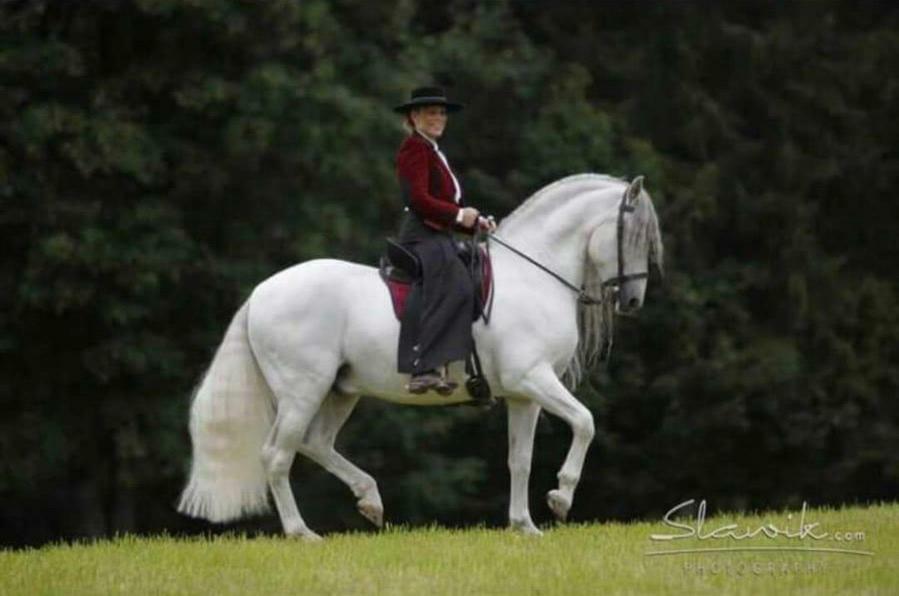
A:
416 130 440 149
414 131 461 203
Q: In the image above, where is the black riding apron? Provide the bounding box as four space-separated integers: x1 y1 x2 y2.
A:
396 212 474 374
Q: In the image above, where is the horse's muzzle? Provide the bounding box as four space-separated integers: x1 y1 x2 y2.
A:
615 293 642 317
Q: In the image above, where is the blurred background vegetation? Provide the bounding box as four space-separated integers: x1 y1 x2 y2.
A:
1 0 896 546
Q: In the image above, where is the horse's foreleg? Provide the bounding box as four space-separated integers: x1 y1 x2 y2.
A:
506 398 542 535
297 393 384 528
515 363 595 522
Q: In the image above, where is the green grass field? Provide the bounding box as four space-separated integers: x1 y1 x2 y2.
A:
2 503 896 595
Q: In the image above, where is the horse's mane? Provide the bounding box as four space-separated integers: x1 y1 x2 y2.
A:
560 265 617 389
503 174 663 389
559 191 664 388
497 173 628 233
491 172 664 389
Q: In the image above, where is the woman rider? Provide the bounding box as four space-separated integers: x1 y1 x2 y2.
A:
393 86 495 395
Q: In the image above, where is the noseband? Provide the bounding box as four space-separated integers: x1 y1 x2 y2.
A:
487 184 649 305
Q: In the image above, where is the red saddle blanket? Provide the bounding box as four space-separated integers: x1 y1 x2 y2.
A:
386 247 493 321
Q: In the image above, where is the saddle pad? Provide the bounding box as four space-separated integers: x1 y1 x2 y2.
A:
385 247 493 321
387 279 414 321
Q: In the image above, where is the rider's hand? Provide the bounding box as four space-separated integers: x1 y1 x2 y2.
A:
477 216 497 232
459 207 480 228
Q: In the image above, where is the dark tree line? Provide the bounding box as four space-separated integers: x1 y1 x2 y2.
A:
1 0 896 546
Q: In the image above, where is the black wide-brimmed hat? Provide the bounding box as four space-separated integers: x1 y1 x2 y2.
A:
393 86 464 114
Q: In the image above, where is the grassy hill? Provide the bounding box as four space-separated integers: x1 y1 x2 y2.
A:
1 503 896 595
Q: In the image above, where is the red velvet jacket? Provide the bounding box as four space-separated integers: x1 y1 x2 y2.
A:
396 132 471 234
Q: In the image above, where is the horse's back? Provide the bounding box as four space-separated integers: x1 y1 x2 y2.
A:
252 258 374 305
247 259 389 358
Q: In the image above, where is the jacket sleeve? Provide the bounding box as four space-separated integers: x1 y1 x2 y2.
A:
397 140 461 227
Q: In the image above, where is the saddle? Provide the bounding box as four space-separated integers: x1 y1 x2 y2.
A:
379 238 494 405
379 238 493 323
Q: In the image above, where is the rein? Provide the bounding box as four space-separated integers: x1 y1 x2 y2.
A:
486 233 603 305
486 186 648 306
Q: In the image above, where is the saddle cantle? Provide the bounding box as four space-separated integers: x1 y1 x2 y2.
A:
386 238 420 279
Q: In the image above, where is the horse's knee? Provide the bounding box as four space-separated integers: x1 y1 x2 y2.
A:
573 410 594 442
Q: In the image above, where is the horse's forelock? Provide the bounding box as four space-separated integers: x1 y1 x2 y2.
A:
626 190 664 272
642 191 665 275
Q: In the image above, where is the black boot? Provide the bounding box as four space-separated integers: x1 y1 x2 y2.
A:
406 370 441 394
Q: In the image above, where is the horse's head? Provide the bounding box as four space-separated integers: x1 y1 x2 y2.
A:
587 176 663 315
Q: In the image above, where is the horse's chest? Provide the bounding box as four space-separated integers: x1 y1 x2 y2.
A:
496 296 578 358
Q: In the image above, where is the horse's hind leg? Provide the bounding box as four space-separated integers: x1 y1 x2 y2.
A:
260 378 330 540
297 392 384 528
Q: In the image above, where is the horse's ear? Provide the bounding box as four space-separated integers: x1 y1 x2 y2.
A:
626 175 644 206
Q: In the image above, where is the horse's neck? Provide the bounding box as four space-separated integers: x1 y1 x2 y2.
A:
497 184 620 286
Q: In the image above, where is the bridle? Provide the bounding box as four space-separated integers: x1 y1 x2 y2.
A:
602 192 650 289
485 184 649 306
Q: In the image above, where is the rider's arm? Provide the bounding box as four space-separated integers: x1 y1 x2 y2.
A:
397 140 461 228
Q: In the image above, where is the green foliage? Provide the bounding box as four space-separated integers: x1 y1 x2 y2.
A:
0 0 896 545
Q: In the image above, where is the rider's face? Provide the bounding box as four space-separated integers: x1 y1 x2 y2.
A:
411 105 447 140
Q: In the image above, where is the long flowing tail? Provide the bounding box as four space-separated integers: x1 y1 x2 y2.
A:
177 300 275 522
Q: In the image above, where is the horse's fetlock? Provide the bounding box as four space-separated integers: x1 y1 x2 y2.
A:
557 472 580 490
353 476 378 498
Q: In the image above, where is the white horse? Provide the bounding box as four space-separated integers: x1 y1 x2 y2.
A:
177 173 663 539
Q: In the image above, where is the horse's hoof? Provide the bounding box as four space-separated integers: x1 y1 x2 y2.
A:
286 526 323 542
547 489 571 522
358 499 384 528
510 519 544 536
